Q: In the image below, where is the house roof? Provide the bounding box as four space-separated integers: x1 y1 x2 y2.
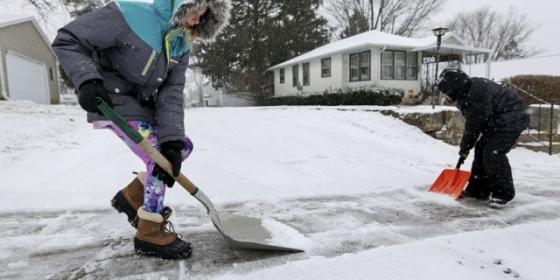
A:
268 30 492 71
0 15 56 56
0 15 31 26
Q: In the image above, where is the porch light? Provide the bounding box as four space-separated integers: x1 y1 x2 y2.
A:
432 27 448 37
431 27 448 108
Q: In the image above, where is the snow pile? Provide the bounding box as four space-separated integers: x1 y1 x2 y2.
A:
0 101 464 211
324 105 459 114
216 219 560 280
261 218 313 251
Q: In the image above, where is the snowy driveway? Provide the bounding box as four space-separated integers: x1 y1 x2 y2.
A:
1 103 559 279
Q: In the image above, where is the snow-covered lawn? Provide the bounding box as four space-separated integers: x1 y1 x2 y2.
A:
1 101 559 279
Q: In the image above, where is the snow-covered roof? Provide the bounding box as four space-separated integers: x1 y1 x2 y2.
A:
465 54 560 81
268 30 492 71
412 44 493 55
0 15 34 28
0 15 55 56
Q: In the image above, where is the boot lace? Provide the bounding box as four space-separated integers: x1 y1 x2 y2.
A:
161 219 183 238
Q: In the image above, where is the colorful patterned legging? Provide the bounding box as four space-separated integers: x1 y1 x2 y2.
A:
94 120 193 213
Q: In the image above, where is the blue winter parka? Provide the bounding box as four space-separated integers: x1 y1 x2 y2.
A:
53 0 195 143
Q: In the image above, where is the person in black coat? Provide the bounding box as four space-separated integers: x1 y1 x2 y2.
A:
437 69 530 208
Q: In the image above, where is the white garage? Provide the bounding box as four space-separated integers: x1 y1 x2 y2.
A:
5 52 50 104
0 15 60 104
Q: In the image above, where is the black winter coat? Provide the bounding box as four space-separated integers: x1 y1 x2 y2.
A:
457 77 530 153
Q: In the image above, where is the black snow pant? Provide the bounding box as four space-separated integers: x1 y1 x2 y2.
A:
464 130 523 202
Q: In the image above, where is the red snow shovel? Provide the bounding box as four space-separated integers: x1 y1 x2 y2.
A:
95 98 303 252
428 157 471 199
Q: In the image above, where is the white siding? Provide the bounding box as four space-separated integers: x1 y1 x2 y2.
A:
375 49 422 95
301 55 343 95
274 66 296 97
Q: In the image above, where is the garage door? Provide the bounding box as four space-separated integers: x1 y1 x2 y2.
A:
6 52 50 104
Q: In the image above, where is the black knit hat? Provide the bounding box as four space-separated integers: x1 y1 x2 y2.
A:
437 68 472 101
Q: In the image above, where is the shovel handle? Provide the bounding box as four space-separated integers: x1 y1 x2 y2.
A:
95 98 199 195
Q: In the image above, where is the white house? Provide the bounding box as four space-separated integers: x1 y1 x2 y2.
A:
268 30 492 99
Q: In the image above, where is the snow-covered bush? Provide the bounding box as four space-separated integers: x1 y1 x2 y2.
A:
264 88 403 106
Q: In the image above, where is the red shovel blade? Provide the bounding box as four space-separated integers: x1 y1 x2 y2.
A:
428 169 471 199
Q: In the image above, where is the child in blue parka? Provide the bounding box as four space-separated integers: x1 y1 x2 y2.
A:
52 0 230 259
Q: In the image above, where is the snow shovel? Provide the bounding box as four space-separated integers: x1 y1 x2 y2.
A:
428 157 471 199
95 98 303 252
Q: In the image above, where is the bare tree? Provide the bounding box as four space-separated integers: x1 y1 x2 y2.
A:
325 0 446 38
23 0 59 19
449 7 539 61
63 0 106 17
23 0 106 19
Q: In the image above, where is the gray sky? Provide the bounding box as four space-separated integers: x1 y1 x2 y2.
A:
433 0 560 55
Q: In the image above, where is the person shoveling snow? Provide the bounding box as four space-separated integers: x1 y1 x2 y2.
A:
52 0 230 260
436 69 530 208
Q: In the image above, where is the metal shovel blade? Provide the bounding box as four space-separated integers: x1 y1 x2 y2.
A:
428 168 471 199
193 190 304 252
214 213 304 252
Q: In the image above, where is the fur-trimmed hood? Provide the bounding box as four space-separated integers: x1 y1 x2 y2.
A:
172 0 231 42
115 0 230 55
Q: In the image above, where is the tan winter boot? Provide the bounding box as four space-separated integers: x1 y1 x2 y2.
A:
111 173 145 228
134 207 192 260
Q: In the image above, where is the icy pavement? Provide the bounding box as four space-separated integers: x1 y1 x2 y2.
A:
1 183 559 279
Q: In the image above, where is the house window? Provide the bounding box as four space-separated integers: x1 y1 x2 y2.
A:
381 50 418 80
349 51 371 82
279 68 285 84
303 63 310 86
406 52 418 80
350 54 360 82
49 68 55 81
381 51 394 79
321 58 331 78
360 51 371 81
394 52 406 80
292 65 299 87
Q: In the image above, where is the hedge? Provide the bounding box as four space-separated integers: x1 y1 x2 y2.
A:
504 75 560 103
263 88 404 106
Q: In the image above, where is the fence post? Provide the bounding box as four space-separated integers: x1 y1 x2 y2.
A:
538 105 542 140
537 104 542 141
550 101 555 156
